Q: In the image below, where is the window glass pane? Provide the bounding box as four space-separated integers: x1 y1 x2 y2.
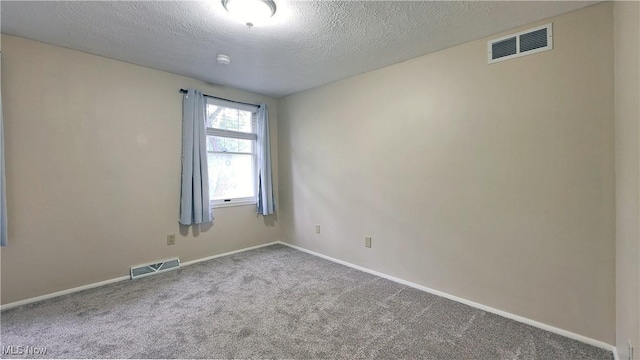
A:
207 136 253 153
208 153 255 200
206 105 254 133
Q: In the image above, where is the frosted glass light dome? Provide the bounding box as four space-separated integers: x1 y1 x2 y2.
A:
222 0 276 27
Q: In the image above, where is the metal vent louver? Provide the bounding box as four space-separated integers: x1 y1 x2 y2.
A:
491 37 517 60
130 258 180 279
520 28 548 53
488 23 553 64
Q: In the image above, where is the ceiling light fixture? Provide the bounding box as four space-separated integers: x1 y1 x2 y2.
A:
222 0 276 28
216 54 231 65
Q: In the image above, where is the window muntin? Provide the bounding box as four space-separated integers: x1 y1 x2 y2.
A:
206 105 254 133
205 99 258 207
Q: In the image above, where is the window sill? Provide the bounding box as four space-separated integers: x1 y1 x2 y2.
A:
211 200 257 209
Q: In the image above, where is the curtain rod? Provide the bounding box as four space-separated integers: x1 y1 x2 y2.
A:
179 89 259 108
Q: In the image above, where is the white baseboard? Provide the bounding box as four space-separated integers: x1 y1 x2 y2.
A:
0 276 131 311
613 347 620 360
277 241 616 353
180 241 279 267
1 239 616 355
1 241 280 311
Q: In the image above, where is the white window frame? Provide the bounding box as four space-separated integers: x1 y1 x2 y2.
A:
206 97 259 209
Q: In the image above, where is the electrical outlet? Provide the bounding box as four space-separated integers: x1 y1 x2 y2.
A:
365 237 372 248
167 234 176 245
629 339 634 360
315 224 320 234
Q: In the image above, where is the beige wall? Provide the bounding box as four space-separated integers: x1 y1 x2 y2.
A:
614 1 640 358
0 34 279 305
278 3 615 343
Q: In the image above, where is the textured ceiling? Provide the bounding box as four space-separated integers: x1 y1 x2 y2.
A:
1 1 599 97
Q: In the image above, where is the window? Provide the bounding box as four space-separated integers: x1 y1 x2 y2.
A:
205 98 258 208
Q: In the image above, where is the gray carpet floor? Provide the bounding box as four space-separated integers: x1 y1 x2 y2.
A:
1 244 613 359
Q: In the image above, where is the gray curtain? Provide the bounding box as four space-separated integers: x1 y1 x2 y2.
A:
180 89 213 225
0 73 6 246
257 104 275 215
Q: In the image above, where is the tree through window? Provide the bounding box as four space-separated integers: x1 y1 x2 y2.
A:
205 98 258 207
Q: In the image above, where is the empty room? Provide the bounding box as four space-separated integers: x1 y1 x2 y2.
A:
0 0 638 359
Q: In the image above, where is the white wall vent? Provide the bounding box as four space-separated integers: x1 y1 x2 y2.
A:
130 258 180 279
488 23 553 64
